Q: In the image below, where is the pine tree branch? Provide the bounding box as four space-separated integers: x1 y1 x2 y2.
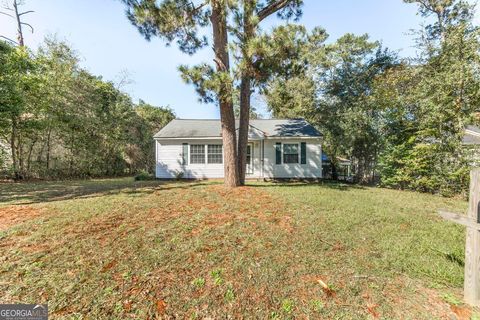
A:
257 0 291 23
186 1 207 16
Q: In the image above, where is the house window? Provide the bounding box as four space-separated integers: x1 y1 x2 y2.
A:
283 144 299 164
190 144 205 164
208 144 223 164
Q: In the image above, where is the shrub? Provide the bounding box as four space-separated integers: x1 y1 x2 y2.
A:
134 170 155 181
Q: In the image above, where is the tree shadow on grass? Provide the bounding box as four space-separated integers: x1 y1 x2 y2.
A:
248 179 366 191
0 179 215 205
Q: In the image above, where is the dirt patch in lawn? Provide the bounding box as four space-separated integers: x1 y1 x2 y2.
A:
0 205 45 231
191 185 293 234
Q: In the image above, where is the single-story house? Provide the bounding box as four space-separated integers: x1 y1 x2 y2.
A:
153 119 323 179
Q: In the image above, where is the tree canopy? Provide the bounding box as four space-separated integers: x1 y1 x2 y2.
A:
261 0 480 195
0 38 174 179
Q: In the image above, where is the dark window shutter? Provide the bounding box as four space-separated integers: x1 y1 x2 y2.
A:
275 143 282 165
182 143 188 165
301 142 307 164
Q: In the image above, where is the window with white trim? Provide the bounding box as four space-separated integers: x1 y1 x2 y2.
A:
190 144 205 164
208 144 223 164
283 143 299 164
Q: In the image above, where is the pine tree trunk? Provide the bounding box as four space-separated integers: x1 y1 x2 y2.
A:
237 1 255 186
211 0 239 188
238 77 251 185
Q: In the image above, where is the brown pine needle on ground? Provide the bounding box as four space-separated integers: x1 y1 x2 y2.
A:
0 178 476 319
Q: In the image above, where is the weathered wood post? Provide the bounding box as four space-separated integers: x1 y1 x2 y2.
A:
464 169 480 306
439 168 480 307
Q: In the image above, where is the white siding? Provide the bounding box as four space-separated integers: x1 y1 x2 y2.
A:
156 139 224 179
155 138 322 179
263 139 322 178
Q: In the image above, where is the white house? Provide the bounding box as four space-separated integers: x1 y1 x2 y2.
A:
153 119 323 179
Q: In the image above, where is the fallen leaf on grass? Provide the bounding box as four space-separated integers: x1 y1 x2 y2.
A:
101 260 117 273
366 303 380 319
450 305 471 320
123 300 132 312
156 300 167 315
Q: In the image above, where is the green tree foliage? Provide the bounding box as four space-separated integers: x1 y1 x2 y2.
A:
263 0 479 195
318 36 397 183
264 29 397 182
0 39 174 180
0 41 41 179
376 0 480 195
129 100 174 172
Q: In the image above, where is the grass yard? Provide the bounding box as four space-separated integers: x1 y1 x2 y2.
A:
0 178 475 319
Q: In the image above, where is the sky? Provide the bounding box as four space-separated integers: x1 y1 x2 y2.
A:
0 0 478 119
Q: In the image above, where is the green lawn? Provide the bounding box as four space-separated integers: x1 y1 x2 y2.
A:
0 178 474 319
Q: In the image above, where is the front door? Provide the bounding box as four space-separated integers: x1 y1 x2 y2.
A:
246 144 253 175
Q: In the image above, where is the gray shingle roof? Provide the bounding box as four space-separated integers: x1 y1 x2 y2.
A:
464 125 480 145
466 125 480 135
154 119 321 138
463 133 480 145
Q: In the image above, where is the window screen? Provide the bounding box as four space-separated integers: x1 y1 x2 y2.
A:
283 144 299 164
207 144 223 164
190 144 205 164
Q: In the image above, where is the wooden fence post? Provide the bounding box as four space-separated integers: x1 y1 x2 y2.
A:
464 169 480 306
438 168 480 307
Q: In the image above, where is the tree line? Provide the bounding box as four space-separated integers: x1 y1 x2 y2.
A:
123 0 480 195
262 0 480 196
0 38 174 180
1 0 479 195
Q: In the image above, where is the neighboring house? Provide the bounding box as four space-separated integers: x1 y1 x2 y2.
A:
153 119 323 179
463 125 480 167
463 125 480 145
321 153 353 181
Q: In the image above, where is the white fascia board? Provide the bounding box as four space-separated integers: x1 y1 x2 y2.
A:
154 136 222 140
154 136 322 141
264 136 322 140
